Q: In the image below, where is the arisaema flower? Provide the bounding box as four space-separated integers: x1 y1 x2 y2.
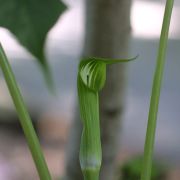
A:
78 56 137 180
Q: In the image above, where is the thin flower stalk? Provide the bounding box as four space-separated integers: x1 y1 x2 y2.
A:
141 0 174 180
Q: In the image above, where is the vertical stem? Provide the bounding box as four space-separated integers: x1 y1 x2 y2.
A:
0 43 52 180
78 75 101 180
141 0 174 180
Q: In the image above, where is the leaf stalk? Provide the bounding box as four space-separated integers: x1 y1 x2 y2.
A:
141 0 174 180
0 43 52 180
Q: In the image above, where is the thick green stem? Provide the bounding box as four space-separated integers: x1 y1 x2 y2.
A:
0 43 52 180
141 0 174 180
78 76 102 180
83 171 99 180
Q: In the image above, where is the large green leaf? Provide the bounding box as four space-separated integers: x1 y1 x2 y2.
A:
0 0 67 89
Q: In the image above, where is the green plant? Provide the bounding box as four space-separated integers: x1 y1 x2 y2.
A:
77 56 137 180
0 0 66 179
0 43 51 180
120 156 166 180
0 0 175 180
77 0 174 179
0 0 66 90
141 0 174 180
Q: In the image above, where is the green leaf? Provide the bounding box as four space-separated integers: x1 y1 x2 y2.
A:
78 56 137 180
0 0 67 90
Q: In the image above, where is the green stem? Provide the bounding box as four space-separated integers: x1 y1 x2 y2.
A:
83 171 99 180
141 0 174 180
78 76 101 180
0 43 52 180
